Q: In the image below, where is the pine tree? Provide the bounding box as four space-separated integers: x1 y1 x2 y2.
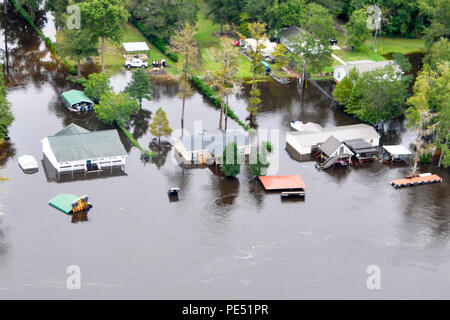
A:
125 68 152 108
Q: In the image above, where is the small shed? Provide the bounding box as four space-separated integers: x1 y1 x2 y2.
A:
61 90 94 113
122 42 150 59
382 145 412 162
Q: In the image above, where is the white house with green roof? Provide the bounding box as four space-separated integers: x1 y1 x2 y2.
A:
41 123 127 175
61 90 94 113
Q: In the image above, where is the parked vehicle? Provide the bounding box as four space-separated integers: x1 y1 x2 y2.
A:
18 155 38 173
125 58 148 68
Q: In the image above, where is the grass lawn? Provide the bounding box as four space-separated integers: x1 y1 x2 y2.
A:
194 1 262 80
333 36 425 63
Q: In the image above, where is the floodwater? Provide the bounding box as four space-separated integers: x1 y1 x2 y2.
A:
0 8 449 299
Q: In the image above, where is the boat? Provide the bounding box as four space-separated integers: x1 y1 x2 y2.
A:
18 155 38 173
168 187 180 196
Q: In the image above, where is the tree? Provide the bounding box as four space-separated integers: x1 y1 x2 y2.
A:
345 8 371 51
333 76 354 104
83 72 112 103
125 68 152 108
249 143 270 177
149 107 172 144
345 65 409 125
170 22 199 134
421 0 450 49
78 0 129 73
392 53 413 86
424 38 450 72
205 0 244 35
57 28 98 77
208 40 240 130
273 43 289 70
221 142 240 177
0 69 14 141
126 0 198 41
246 22 266 121
266 0 306 38
95 92 139 126
288 3 335 76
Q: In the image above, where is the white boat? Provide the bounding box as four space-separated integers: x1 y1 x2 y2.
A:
18 155 38 172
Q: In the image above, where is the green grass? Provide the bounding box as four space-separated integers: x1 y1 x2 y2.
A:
194 1 259 80
333 36 425 64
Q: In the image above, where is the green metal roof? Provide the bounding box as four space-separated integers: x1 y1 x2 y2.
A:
47 125 127 163
48 194 80 214
54 123 90 136
61 90 94 106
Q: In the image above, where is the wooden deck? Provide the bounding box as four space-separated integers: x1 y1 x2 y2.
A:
391 174 443 188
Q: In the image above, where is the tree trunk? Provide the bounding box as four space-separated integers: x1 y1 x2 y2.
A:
438 134 448 168
219 95 224 129
412 156 419 176
225 95 229 131
220 23 223 35
101 36 105 73
77 59 81 77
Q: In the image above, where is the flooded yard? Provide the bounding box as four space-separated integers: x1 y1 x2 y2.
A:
0 10 449 299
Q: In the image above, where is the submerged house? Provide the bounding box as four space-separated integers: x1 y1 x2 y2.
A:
286 122 380 156
41 124 127 176
333 60 399 83
319 135 354 164
61 90 94 113
173 129 251 165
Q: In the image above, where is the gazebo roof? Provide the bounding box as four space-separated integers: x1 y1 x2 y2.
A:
122 42 150 52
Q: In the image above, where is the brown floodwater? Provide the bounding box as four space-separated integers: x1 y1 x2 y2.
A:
0 8 449 299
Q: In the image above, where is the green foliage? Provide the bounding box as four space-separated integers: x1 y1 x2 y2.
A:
442 144 450 168
221 142 241 177
125 68 152 107
261 141 273 153
333 76 354 104
83 73 112 102
266 0 306 38
424 38 450 71
420 152 431 164
345 8 371 51
345 66 409 125
57 28 98 76
205 0 244 33
118 123 144 152
0 70 14 140
127 0 198 42
191 76 249 130
421 0 450 48
131 20 179 62
95 92 139 126
273 43 289 70
393 53 414 86
149 107 172 143
250 146 270 177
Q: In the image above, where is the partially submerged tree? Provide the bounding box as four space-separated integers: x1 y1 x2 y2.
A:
0 69 14 141
95 92 140 126
249 143 270 177
58 28 98 77
83 72 112 103
170 22 199 134
246 22 267 121
125 68 152 108
221 142 241 177
78 0 129 73
273 43 289 71
345 8 371 51
208 40 240 130
333 67 359 104
149 107 172 145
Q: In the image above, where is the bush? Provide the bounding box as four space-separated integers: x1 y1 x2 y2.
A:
261 141 273 152
420 152 432 164
191 76 250 131
132 20 179 63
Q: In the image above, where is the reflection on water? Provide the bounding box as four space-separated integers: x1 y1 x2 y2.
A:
0 7 449 299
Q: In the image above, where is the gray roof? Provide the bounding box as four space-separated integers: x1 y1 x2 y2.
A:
344 139 378 153
280 26 302 43
54 123 90 136
178 129 249 156
47 125 127 162
320 135 341 157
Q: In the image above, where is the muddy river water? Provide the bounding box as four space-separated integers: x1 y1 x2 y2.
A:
0 9 449 299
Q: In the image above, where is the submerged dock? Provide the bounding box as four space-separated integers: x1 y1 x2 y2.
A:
391 174 443 189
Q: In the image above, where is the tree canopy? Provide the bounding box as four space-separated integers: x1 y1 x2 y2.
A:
125 68 152 107
0 70 14 141
83 72 112 103
345 8 371 51
95 92 140 126
221 142 241 177
149 107 172 144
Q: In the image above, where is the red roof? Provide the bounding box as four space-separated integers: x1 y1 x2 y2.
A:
259 175 307 190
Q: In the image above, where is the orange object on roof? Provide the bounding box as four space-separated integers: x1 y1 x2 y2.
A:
259 175 307 191
391 174 442 188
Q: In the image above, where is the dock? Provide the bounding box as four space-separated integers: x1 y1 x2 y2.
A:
391 174 443 188
259 175 307 198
